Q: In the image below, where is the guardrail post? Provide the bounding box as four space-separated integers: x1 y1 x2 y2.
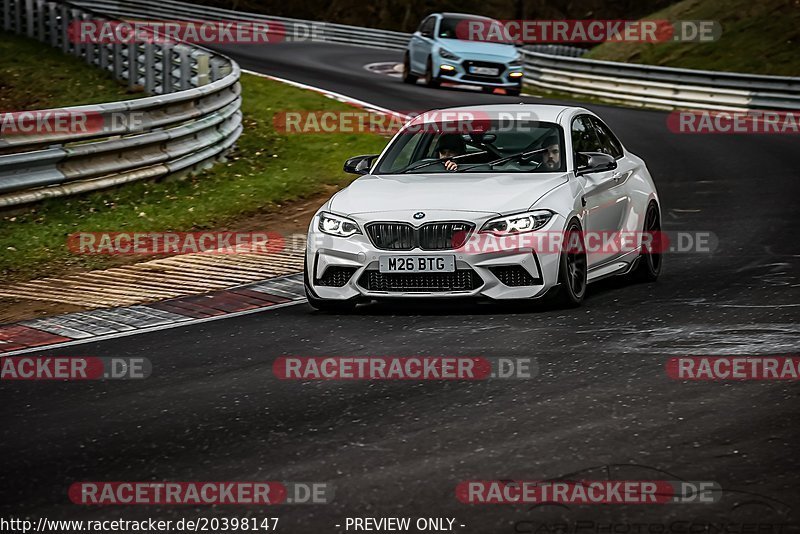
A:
161 43 174 93
127 43 138 89
99 39 110 72
178 45 191 90
35 0 44 41
60 3 70 53
196 52 209 86
112 42 123 81
14 0 22 34
82 13 95 66
2 0 10 32
70 8 82 57
211 58 220 83
47 1 57 47
24 0 33 37
144 42 155 94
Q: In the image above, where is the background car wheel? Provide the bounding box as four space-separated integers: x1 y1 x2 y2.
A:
630 201 662 282
424 57 440 87
506 87 522 96
550 219 587 308
402 54 418 84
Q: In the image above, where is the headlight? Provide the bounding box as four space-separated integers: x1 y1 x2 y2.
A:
318 212 361 237
439 48 460 61
509 53 522 67
480 210 553 235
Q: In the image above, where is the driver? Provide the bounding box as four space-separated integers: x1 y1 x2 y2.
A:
436 133 467 171
540 134 561 171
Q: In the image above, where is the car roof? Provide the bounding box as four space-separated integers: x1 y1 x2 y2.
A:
413 104 589 124
438 13 495 19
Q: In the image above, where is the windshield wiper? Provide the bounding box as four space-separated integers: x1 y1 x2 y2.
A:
459 148 547 172
398 150 488 173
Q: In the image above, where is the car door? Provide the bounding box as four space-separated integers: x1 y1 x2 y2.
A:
572 114 628 267
410 16 436 73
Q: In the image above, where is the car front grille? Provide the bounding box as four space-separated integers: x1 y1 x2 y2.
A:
489 266 541 287
366 222 474 251
365 223 415 250
358 269 483 293
316 266 358 287
462 60 506 79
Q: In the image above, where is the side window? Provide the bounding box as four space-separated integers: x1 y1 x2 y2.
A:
420 17 436 37
590 117 624 159
417 17 430 33
571 115 601 155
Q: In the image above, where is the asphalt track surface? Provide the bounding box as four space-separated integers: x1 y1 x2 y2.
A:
1 43 799 532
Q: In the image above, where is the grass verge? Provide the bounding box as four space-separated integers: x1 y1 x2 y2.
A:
0 32 142 110
585 0 800 76
1 71 387 282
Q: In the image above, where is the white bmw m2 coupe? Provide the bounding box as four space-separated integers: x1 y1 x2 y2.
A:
304 105 661 311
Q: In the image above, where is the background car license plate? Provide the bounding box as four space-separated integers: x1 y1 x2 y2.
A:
470 66 499 76
379 255 455 273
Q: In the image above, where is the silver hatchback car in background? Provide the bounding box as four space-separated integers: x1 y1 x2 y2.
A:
403 13 524 95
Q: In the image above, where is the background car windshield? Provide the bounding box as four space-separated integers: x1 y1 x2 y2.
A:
438 16 513 44
375 120 565 174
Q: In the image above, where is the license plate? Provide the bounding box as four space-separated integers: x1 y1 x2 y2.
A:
470 66 499 76
379 255 455 273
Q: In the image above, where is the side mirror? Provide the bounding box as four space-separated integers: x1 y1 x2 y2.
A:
575 152 617 176
343 154 379 175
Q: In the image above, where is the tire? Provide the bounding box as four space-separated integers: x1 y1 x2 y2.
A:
424 57 440 88
549 219 587 308
305 290 358 313
506 87 522 97
402 54 418 84
303 258 358 313
630 201 662 282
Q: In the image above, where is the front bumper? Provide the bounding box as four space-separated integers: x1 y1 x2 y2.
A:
306 214 565 301
434 56 523 89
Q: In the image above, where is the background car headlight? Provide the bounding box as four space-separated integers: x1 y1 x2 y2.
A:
480 210 553 234
318 212 361 237
439 48 460 61
509 53 522 67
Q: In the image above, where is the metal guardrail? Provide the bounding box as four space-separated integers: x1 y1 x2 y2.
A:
0 0 242 207
520 51 800 111
70 0 413 51
70 0 588 58
71 0 800 112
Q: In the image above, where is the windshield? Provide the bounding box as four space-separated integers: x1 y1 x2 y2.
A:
375 119 565 175
438 16 514 44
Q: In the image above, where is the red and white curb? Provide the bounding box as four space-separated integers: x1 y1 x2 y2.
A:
0 274 306 356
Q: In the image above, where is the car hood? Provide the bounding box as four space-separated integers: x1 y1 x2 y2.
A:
438 38 518 60
330 173 568 216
